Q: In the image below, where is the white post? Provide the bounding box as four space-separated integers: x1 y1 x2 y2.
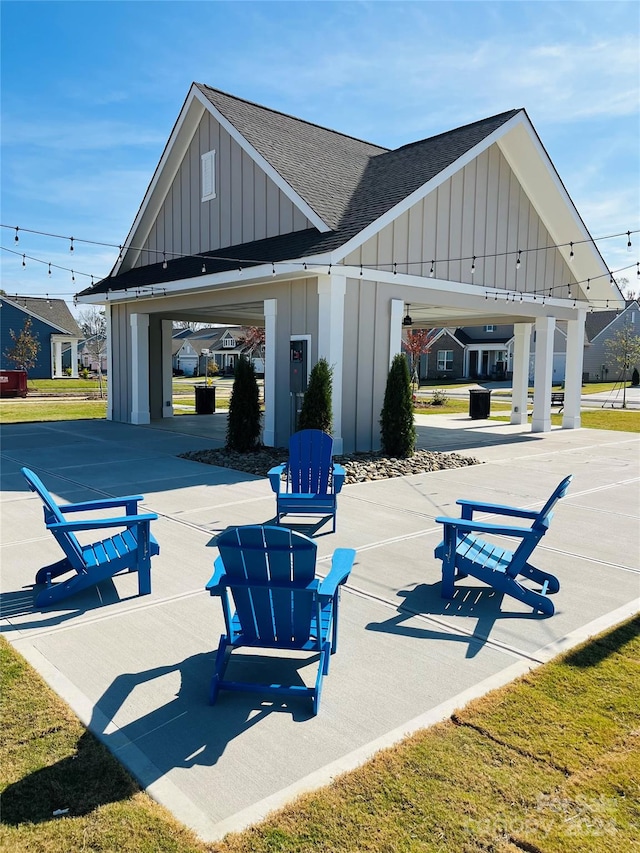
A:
511 323 532 425
70 340 79 378
105 305 113 420
531 316 555 433
130 313 150 424
263 299 277 447
161 319 174 418
389 299 404 366
53 340 63 378
318 274 346 454
563 309 586 429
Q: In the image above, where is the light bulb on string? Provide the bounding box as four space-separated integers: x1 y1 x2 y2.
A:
22 254 26 268
586 279 590 291
627 231 632 251
393 262 397 275
162 252 167 270
360 264 363 276
272 263 276 277
637 262 640 278
569 242 574 262
429 260 434 277
14 227 19 243
69 237 74 253
201 263 206 273
516 250 521 270
48 263 52 276
470 256 476 276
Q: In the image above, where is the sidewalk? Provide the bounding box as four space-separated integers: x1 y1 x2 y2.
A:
1 414 638 842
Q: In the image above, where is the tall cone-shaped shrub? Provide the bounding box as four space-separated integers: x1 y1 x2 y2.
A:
226 355 262 451
298 358 333 433
380 353 415 457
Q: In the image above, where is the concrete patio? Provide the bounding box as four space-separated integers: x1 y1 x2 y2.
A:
1 413 638 842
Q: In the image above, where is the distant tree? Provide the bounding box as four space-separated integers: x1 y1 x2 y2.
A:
77 307 107 397
239 326 265 360
298 358 333 433
173 321 208 332
605 321 640 408
4 316 40 379
226 355 262 451
380 353 415 457
403 328 437 391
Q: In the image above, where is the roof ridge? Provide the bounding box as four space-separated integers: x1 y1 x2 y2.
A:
389 108 522 154
195 82 388 153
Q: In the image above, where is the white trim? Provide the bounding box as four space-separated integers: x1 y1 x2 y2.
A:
105 305 113 420
317 275 346 454
0 295 79 336
590 300 640 342
192 86 329 233
332 112 527 263
389 299 404 366
263 299 277 447
130 313 150 425
531 316 555 433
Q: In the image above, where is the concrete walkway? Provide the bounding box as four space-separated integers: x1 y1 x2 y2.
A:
1 414 639 842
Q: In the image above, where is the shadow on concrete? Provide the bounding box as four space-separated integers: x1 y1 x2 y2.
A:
366 580 547 658
84 651 314 789
563 615 640 668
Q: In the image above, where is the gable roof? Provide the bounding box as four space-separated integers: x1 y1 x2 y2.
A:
1 295 82 336
585 300 639 342
81 93 520 297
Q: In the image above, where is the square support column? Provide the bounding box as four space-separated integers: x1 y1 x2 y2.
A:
389 299 404 366
318 274 346 454
70 340 79 378
106 305 113 420
531 316 555 433
130 313 150 425
511 323 532 424
263 299 277 447
563 309 586 429
161 319 174 418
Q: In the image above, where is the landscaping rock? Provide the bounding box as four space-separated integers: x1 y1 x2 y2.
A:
179 446 481 484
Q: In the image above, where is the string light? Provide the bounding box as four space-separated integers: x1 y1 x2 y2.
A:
516 250 521 270
271 262 276 276
360 263 363 276
22 254 26 268
48 263 51 276
162 252 168 269
14 227 19 243
569 242 574 262
628 231 633 251
393 262 397 275
470 256 476 275
429 260 434 277
201 263 206 273
69 237 74 253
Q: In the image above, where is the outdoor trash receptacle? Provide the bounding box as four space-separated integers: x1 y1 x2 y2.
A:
0 370 28 398
469 388 491 419
194 385 216 414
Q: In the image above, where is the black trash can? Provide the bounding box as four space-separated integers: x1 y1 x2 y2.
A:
194 385 216 414
469 388 491 419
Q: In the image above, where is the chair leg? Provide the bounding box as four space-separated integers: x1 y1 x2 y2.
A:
137 561 152 596
210 636 229 706
519 562 560 594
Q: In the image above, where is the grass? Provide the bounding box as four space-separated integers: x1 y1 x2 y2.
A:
491 409 640 432
0 401 108 423
1 617 638 852
26 378 106 392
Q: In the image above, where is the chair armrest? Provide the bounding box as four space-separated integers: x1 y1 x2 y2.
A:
267 464 286 494
319 548 356 599
205 557 227 594
435 516 536 539
332 463 346 494
59 495 145 515
47 513 157 533
455 499 540 521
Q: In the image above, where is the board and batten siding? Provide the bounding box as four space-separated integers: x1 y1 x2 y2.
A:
136 111 314 267
345 144 575 297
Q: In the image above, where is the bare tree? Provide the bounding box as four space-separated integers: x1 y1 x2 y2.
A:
77 307 107 397
605 321 640 408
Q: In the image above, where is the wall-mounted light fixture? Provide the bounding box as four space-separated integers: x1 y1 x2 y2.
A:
403 304 413 326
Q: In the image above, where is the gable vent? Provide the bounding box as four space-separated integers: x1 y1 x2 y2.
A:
201 150 216 202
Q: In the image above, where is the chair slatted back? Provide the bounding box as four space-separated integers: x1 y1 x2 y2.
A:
287 430 333 495
22 467 84 569
508 475 573 576
217 526 318 646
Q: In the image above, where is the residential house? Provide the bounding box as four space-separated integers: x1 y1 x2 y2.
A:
76 83 623 450
172 326 252 376
1 295 82 378
583 300 640 381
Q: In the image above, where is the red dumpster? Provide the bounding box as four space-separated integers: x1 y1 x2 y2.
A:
0 370 28 398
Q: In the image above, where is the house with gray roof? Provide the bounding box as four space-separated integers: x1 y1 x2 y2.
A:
76 82 624 450
583 300 640 381
1 295 82 378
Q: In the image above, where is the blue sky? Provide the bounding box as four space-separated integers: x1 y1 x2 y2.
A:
1 0 639 305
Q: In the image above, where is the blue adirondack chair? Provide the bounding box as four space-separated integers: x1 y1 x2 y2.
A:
268 429 346 532
22 467 159 608
434 475 573 615
206 525 355 714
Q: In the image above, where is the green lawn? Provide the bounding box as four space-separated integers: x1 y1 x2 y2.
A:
1 617 638 852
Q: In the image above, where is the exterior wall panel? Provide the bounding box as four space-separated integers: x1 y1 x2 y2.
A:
136 111 313 267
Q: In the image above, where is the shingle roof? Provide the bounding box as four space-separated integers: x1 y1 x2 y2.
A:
80 87 520 296
585 300 639 342
3 296 82 336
